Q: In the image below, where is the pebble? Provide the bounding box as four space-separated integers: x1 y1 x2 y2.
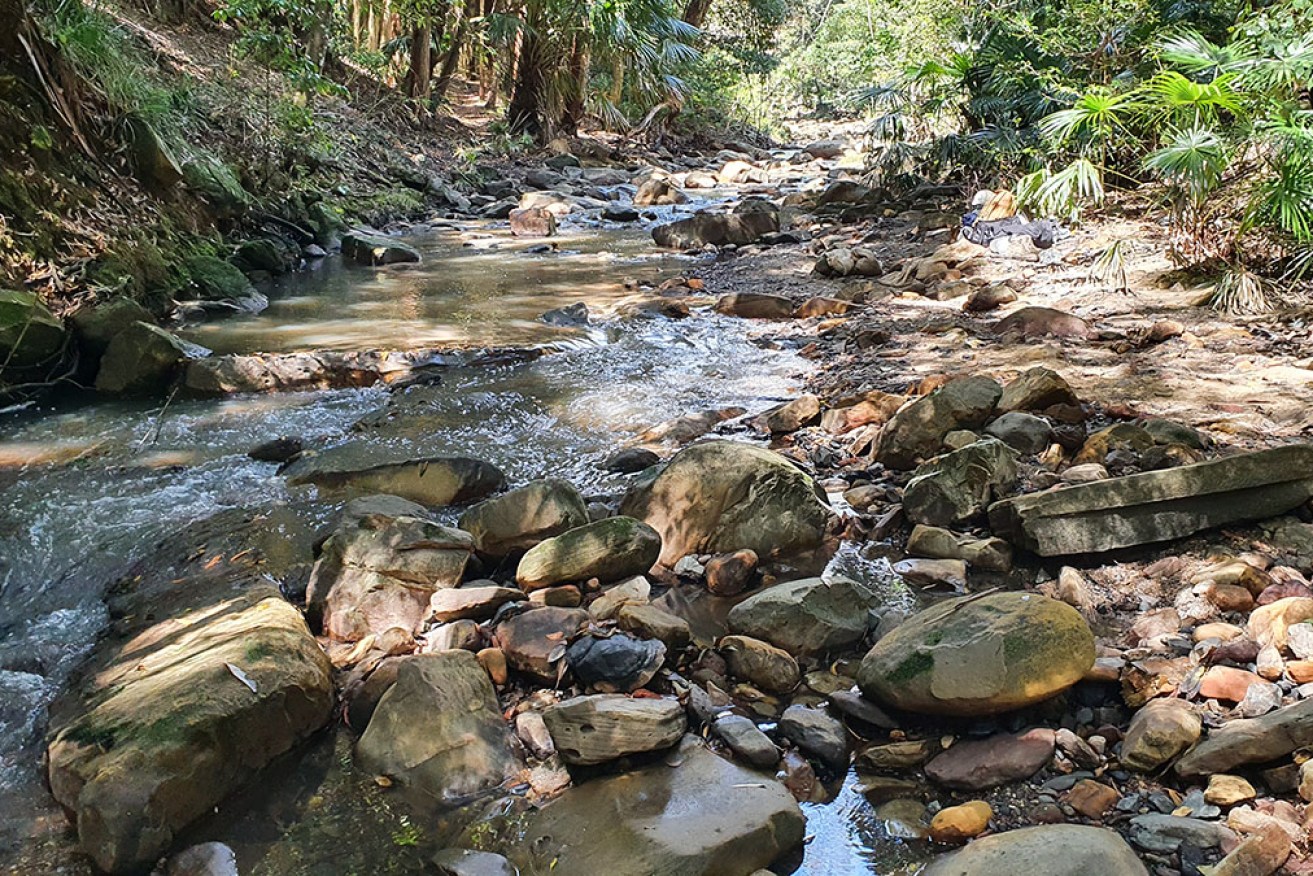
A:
928 800 992 843
1204 774 1256 807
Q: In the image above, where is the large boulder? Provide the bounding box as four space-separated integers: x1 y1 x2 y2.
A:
46 563 333 874
875 376 1003 470
515 516 661 591
356 651 517 803
903 439 1018 527
651 211 778 249
0 287 66 370
727 576 874 658
923 825 1148 876
282 443 506 507
458 479 589 557
542 694 685 765
989 444 1313 556
306 501 474 641
95 321 207 395
619 440 833 566
462 736 806 875
857 592 1094 716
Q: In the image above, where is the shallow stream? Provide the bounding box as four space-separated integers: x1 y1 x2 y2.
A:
0 208 931 874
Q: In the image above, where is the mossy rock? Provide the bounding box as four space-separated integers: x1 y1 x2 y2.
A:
181 254 255 301
234 238 293 275
45 585 334 873
857 592 1094 716
95 321 207 395
182 156 250 217
516 517 662 591
70 298 154 359
127 117 182 190
0 288 66 369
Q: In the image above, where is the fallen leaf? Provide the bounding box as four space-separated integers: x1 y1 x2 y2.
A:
225 662 257 693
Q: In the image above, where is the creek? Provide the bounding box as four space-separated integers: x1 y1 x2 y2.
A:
0 207 929 874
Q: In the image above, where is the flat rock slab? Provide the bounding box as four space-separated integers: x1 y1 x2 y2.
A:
46 567 333 873
924 729 1056 790
988 444 1313 556
1176 697 1313 776
542 694 685 765
283 443 506 507
923 824 1147 876
464 736 805 875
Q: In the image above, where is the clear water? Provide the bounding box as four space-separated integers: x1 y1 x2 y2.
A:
0 207 928 874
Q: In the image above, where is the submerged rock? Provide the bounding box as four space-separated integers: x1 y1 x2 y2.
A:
458 479 589 557
464 736 805 875
515 516 662 591
727 576 874 658
542 694 685 765
989 444 1313 556
282 443 506 506
857 592 1094 716
430 848 517 876
356 651 516 804
620 440 834 566
923 825 1147 876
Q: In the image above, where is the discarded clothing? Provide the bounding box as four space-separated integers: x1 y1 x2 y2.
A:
962 216 1058 249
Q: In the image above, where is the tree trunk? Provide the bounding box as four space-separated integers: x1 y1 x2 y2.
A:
558 37 588 135
0 0 25 62
507 8 545 137
682 0 711 27
432 9 469 103
406 25 432 97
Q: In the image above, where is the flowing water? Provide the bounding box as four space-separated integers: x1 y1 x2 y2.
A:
0 206 931 874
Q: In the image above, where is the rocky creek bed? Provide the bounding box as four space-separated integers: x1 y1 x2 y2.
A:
3 144 1313 876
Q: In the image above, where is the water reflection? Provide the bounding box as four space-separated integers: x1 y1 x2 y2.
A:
182 224 701 355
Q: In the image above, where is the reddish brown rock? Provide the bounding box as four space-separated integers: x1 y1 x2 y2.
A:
1200 666 1265 702
705 549 759 596
924 729 1056 791
509 207 557 238
1067 780 1119 819
493 607 589 682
